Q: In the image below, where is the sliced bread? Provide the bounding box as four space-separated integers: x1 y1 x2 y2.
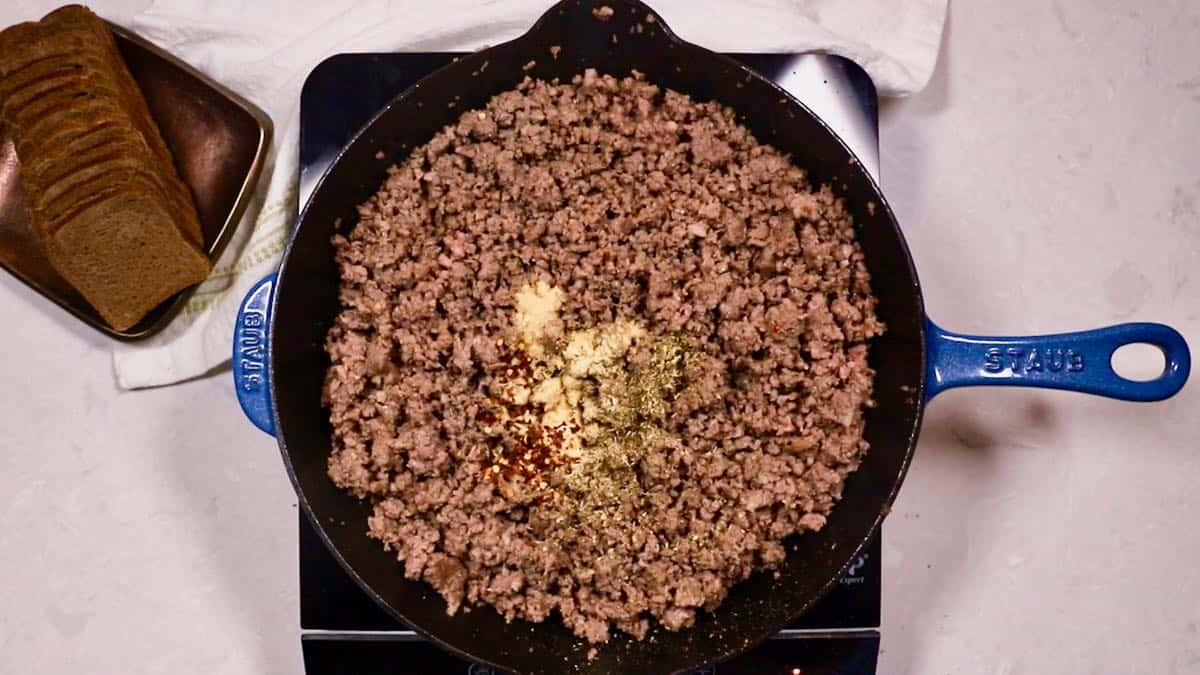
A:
47 188 210 330
0 5 210 329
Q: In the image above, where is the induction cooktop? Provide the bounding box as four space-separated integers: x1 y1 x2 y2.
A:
297 51 883 675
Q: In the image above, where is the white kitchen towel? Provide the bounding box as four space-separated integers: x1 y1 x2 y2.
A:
37 0 946 388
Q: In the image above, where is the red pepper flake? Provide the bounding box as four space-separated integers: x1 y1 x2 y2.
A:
486 410 569 486
481 341 571 488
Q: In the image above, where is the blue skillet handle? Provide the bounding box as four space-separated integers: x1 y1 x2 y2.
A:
925 318 1190 403
232 273 278 436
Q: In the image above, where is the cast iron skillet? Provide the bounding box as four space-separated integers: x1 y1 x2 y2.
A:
230 0 1191 672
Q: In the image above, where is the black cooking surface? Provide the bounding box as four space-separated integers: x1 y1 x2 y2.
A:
298 51 882 674
301 633 880 675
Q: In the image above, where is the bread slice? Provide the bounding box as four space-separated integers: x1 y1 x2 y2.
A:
53 9 201 238
0 50 108 97
47 189 210 330
2 6 203 238
44 172 164 235
20 115 118 156
0 5 210 329
41 168 173 234
0 65 86 112
23 124 204 249
21 122 128 176
0 57 129 124
28 132 137 186
32 143 148 208
11 94 123 148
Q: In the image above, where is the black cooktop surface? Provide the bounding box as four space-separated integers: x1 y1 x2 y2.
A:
297 51 882 675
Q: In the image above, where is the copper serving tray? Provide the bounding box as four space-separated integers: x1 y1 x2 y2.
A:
0 20 272 340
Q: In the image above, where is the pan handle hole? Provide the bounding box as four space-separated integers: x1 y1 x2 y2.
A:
1111 343 1166 381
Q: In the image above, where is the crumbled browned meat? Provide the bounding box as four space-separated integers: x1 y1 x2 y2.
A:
324 70 882 645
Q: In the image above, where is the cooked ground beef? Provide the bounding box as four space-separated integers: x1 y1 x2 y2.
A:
323 69 883 645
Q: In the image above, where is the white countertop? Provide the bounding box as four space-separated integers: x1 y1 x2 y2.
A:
2 1 1199 674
